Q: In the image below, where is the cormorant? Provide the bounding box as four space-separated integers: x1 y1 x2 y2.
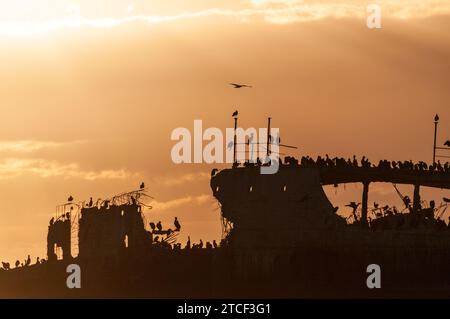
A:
174 217 181 231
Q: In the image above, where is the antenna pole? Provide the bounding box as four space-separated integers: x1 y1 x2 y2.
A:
433 114 439 164
266 117 271 157
233 116 238 163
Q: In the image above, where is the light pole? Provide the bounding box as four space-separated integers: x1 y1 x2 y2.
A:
433 114 439 164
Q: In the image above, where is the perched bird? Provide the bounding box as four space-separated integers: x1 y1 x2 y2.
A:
232 110 238 117
445 140 450 147
229 83 252 89
149 222 156 231
88 197 93 207
247 133 254 144
174 217 181 231
186 236 191 249
156 221 162 231
67 195 73 202
140 182 145 189
346 202 360 210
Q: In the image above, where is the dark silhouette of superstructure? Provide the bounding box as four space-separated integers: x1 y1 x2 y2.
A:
47 215 71 262
1 116 450 298
78 199 149 262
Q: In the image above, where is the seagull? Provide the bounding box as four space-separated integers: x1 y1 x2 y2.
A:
232 110 238 117
229 83 252 89
67 195 73 202
445 140 450 147
140 182 145 189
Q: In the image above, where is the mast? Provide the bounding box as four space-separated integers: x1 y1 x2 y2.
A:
233 116 238 163
266 117 271 157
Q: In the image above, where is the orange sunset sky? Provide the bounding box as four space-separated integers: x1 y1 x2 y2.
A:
0 0 449 263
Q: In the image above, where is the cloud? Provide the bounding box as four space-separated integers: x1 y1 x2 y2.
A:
151 194 212 212
0 158 135 180
1 1 449 35
249 0 450 23
0 140 84 153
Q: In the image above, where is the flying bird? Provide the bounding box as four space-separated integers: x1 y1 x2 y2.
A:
232 110 238 117
444 140 450 147
229 83 252 89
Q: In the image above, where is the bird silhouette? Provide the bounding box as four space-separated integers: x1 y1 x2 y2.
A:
140 182 145 189
229 83 252 89
232 110 238 117
67 195 73 202
345 202 360 210
88 197 93 207
174 217 181 231
445 140 450 147
156 221 162 231
247 133 254 144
